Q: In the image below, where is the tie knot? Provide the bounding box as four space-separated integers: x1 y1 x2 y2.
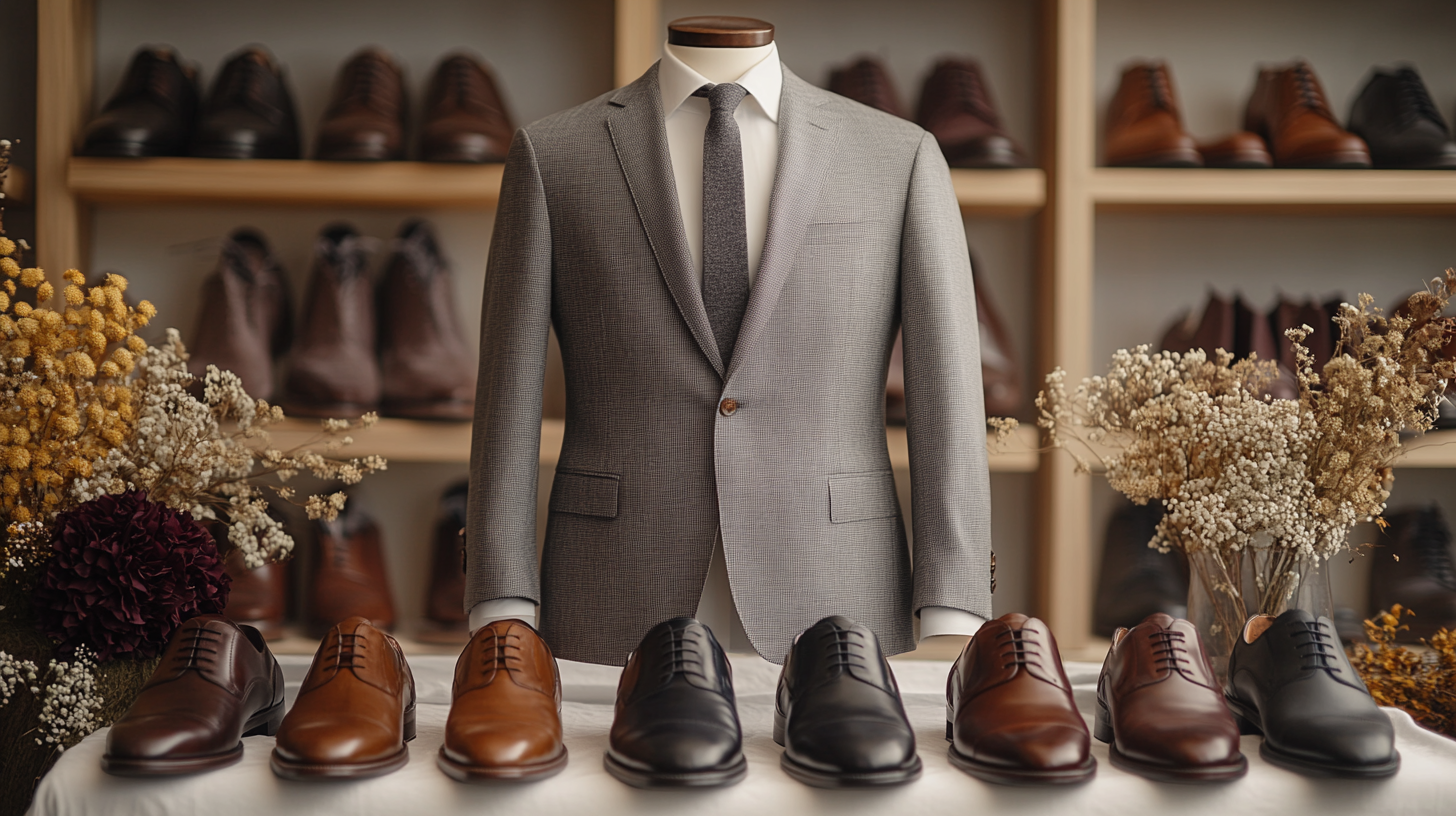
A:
704 82 748 113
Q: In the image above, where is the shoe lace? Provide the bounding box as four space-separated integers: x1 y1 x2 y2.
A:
340 55 399 114
1290 619 1341 675
122 52 184 109
1410 509 1456 589
479 630 524 674
1149 629 1193 675
215 53 281 122
657 626 708 685
1291 63 1334 118
173 626 220 674
995 628 1044 671
1145 65 1173 111
821 628 869 675
327 632 367 671
1395 69 1445 129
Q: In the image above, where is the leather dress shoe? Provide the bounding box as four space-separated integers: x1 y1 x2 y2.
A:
1187 292 1235 357
421 53 516 163
272 616 417 779
377 220 475 420
1104 62 1202 167
193 47 301 160
606 617 746 788
317 48 408 161
282 224 381 417
1225 609 1399 777
221 547 288 641
774 616 921 788
1348 67 1456 169
439 619 567 781
827 57 908 119
1370 506 1456 642
1235 295 1295 399
1093 499 1187 637
103 615 284 775
306 499 395 635
1198 131 1272 168
1095 614 1246 782
1244 61 1371 168
917 58 1028 168
947 613 1095 785
188 228 293 402
424 480 469 634
82 46 198 157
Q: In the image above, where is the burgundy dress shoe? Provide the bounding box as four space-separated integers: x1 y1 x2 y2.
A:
103 616 285 775
282 223 381 417
187 228 293 401
1104 62 1202 167
316 48 408 161
917 58 1028 168
192 47 301 160
306 499 395 635
827 57 908 119
420 53 516 164
82 46 198 157
1244 61 1371 168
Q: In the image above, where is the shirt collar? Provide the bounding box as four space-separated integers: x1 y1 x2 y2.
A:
658 41 782 123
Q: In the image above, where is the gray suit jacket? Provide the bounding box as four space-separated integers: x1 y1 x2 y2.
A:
467 63 993 666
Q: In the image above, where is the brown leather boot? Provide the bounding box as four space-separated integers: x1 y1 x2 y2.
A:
827 56 907 118
916 58 1027 168
420 54 515 164
307 499 395 635
1371 506 1456 642
377 220 475 420
1187 293 1235 357
222 547 288 640
316 48 407 161
282 224 380 417
1105 62 1201 167
420 480 469 641
1244 61 1371 168
188 228 292 401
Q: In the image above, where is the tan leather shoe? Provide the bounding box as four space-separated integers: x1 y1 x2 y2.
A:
306 499 395 635
946 613 1095 785
1244 61 1371 168
438 620 568 781
1198 131 1272 168
221 547 288 640
271 617 416 779
1105 62 1202 167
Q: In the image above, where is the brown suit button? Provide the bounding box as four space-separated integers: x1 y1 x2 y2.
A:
719 398 738 416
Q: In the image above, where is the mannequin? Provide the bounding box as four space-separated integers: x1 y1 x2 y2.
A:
664 16 776 81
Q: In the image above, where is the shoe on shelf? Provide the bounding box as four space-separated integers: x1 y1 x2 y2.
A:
1095 613 1246 783
1347 66 1456 169
192 46 301 160
1235 294 1295 399
1186 292 1235 357
377 220 476 420
773 616 921 788
221 546 289 641
1244 60 1371 168
1225 609 1399 778
1370 506 1456 642
827 56 908 119
421 480 470 639
605 618 747 788
282 223 381 418
1198 131 1272 168
1104 61 1202 167
439 619 568 781
420 53 516 163
187 228 293 402
316 47 408 162
306 499 395 635
103 616 285 776
1093 499 1187 637
81 46 198 158
916 58 1028 168
272 617 416 780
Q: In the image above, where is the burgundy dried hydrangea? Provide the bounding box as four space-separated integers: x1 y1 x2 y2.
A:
32 491 230 661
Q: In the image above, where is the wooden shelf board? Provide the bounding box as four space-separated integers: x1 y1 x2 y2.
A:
1092 168 1456 213
268 417 1038 472
950 168 1045 215
1393 430 1456 468
68 157 506 209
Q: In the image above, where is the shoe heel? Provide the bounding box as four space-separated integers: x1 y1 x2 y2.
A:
1231 709 1262 736
403 704 417 742
242 699 285 738
1092 699 1114 744
945 720 954 742
772 709 786 747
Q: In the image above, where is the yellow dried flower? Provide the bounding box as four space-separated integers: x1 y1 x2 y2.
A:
0 237 16 255
7 447 31 469
54 416 79 437
13 301 31 317
36 282 53 302
136 300 156 322
99 361 120 379
0 257 18 276
18 268 43 288
0 291 8 312
105 273 128 292
67 352 97 379
63 285 83 306
126 335 146 354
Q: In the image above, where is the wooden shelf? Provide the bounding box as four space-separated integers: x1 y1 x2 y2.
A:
1393 430 1456 468
267 417 1040 472
949 168 1045 215
1092 168 1456 214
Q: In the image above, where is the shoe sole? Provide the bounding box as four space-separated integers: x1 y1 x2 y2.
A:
946 721 1096 785
1091 698 1247 783
101 697 286 777
82 141 177 158
437 746 568 782
778 752 922 788
1225 694 1401 778
269 705 416 780
1275 152 1372 168
602 751 747 789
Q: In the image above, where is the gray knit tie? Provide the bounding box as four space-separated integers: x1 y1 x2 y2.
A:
699 82 750 368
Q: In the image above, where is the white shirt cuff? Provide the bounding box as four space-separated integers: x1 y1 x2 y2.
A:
468 598 538 633
919 606 986 640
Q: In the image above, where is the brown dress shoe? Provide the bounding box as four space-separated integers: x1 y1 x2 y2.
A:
82 46 199 157
307 499 395 635
423 480 469 635
103 616 285 776
272 617 417 779
917 58 1027 168
188 228 293 401
420 54 515 163
222 548 288 640
192 47 301 160
827 57 908 118
1104 62 1202 167
438 619 568 781
1187 292 1235 357
1244 61 1372 168
1095 614 1246 782
946 613 1095 785
282 224 381 417
1198 131 1272 168
1371 506 1456 642
1234 295 1294 399
377 220 476 420
316 48 408 161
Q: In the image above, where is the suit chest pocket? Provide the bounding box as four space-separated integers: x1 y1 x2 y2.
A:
549 470 620 519
828 471 900 523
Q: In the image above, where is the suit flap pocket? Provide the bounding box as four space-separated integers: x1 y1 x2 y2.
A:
828 471 900 523
549 470 620 519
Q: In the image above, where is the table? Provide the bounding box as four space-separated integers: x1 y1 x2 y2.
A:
29 654 1456 816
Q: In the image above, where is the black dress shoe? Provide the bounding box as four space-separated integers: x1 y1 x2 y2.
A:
193 47 301 160
1093 500 1188 637
605 618 746 788
1347 67 1456 169
1370 506 1456 642
773 616 921 788
1225 609 1399 778
82 46 198 157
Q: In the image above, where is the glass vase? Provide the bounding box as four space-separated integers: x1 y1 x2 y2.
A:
1186 549 1249 683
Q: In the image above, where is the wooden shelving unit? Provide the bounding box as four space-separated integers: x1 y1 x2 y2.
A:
1092 168 1456 213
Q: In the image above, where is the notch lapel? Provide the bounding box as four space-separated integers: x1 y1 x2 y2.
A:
606 63 725 378
726 69 844 383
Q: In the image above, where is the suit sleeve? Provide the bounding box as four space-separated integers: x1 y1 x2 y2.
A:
464 129 553 611
899 130 994 620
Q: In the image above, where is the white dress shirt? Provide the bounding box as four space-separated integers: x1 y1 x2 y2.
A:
470 45 984 643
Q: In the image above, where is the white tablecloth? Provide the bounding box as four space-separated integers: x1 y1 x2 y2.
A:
29 654 1456 816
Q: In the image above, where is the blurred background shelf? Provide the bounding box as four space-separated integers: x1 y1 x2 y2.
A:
949 168 1045 215
1092 168 1456 213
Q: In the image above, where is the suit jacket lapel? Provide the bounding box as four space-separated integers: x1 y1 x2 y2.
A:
726 69 844 383
606 63 726 378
